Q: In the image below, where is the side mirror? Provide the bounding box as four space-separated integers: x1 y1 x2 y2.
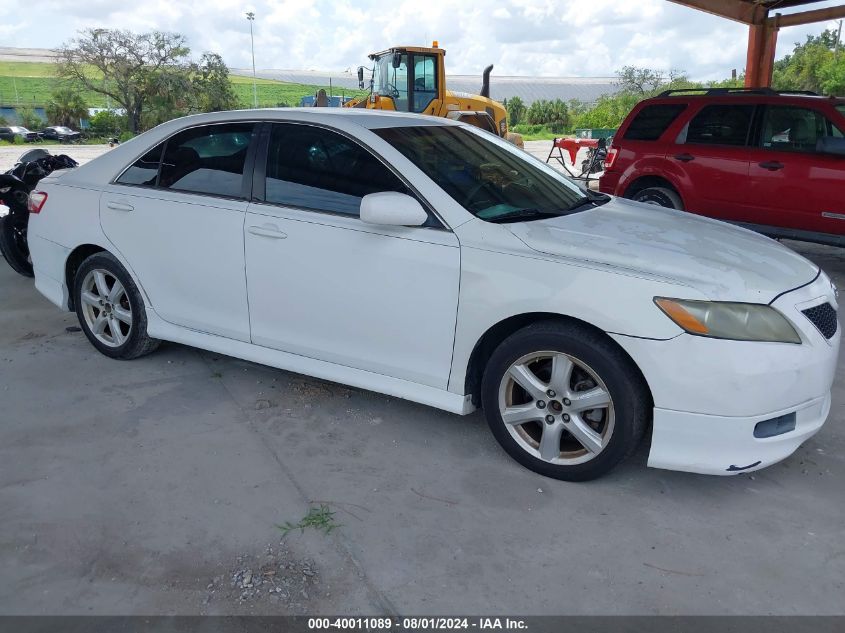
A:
817 137 845 157
392 52 402 69
360 192 428 227
357 66 364 90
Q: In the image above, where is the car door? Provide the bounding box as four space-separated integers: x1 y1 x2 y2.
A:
244 122 461 389
745 104 845 234
100 122 258 341
671 103 755 220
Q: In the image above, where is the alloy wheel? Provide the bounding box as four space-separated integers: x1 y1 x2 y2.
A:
79 268 133 348
497 351 615 465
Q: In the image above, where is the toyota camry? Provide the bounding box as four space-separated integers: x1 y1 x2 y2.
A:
26 109 840 481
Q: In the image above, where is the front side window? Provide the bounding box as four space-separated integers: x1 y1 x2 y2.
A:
761 106 845 152
264 123 407 216
117 143 165 186
158 123 255 197
412 55 438 113
374 125 588 222
373 53 409 111
623 104 686 141
685 105 754 146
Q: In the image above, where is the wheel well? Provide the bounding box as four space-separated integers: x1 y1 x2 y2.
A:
463 313 654 411
65 244 106 310
624 176 681 202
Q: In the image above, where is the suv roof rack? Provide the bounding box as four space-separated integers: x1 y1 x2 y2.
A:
657 87 820 97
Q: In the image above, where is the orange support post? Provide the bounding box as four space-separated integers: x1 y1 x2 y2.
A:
745 17 779 88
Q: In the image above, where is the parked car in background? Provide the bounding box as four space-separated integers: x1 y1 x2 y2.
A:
25 109 840 481
0 126 42 142
600 89 845 246
41 126 81 142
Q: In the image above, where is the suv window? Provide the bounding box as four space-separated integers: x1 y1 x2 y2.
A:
622 104 686 141
761 106 845 152
684 104 754 146
158 123 255 197
264 123 407 216
117 143 165 186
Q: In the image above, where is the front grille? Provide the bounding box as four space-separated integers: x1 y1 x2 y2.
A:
801 302 838 339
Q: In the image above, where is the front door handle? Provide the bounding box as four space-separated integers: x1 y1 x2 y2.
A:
106 201 134 212
674 153 695 162
248 225 287 239
759 161 784 171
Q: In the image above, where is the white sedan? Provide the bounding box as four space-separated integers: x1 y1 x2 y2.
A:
26 109 840 481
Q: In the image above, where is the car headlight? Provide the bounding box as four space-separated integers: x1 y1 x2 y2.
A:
499 119 507 136
654 297 801 344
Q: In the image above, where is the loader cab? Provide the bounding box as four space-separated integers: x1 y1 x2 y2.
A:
365 46 444 114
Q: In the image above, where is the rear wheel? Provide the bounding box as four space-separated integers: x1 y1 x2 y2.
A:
631 186 683 210
74 252 160 360
481 321 649 481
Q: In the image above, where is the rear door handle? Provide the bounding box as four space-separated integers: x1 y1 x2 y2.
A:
759 161 784 171
674 153 695 162
248 225 287 239
106 201 134 212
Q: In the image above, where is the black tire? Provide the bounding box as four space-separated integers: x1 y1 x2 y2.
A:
632 186 683 210
73 252 160 360
481 320 650 481
0 212 34 277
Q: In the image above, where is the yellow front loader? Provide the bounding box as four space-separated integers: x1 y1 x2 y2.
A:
344 43 523 147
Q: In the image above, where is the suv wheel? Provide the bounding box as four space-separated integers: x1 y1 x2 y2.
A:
481 321 649 481
632 187 684 210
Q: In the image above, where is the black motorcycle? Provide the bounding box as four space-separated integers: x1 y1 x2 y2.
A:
0 150 78 277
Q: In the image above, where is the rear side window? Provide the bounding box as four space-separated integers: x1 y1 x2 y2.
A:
117 144 165 186
264 123 407 216
158 123 255 197
622 104 687 141
685 105 754 146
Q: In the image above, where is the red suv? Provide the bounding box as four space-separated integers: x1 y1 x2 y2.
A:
599 89 845 246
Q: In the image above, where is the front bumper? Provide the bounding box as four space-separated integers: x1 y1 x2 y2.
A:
612 271 840 475
648 393 830 475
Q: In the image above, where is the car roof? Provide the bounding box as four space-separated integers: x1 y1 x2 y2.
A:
151 107 460 131
644 92 844 105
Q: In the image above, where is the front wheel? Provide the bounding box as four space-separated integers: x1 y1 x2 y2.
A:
481 321 649 481
631 186 683 210
74 252 160 360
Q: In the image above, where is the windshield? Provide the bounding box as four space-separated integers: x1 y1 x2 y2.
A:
373 125 588 221
372 53 409 110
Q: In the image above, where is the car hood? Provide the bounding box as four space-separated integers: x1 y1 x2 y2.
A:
505 197 819 302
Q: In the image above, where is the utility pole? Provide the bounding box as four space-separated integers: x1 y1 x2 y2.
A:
835 20 842 59
246 11 258 108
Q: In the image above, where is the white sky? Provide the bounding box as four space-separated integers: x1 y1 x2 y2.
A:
2 0 843 79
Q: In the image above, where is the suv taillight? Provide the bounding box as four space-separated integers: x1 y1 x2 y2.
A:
604 148 618 171
28 191 48 214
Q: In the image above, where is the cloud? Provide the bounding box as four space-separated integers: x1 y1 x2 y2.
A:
0 0 840 80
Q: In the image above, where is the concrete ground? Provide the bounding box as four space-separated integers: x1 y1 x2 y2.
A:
1 143 844 616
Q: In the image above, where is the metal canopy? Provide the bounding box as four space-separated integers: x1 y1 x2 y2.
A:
667 1 845 87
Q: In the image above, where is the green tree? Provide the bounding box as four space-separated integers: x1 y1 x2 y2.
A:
88 110 126 137
773 29 843 95
526 99 570 132
46 89 88 127
189 53 240 112
16 107 44 131
57 29 191 132
506 95 526 126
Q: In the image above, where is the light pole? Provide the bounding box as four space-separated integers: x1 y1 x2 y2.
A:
246 11 258 108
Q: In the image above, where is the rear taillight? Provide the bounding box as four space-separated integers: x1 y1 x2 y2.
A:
604 148 618 171
28 191 48 214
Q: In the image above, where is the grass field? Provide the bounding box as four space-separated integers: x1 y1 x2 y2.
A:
0 60 363 109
